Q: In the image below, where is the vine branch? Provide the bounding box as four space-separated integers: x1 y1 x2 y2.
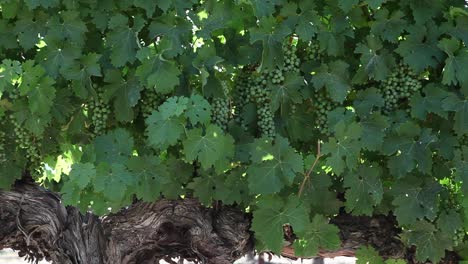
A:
298 140 321 198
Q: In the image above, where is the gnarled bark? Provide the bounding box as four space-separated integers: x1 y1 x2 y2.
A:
0 182 252 264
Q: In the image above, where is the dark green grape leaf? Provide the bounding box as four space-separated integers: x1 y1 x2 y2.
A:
437 209 463 234
337 0 359 13
280 2 319 41
402 221 452 263
252 196 308 253
0 59 22 93
370 9 407 43
395 23 443 72
68 163 95 189
360 113 389 151
15 10 48 50
133 0 157 16
322 121 362 175
182 124 235 172
301 157 342 215
126 155 168 202
355 35 394 81
247 136 303 194
353 88 385 117
391 176 441 225
146 111 185 150
94 162 135 202
136 47 181 94
294 215 340 256
249 17 292 70
382 123 437 177
24 0 59 9
149 14 191 56
344 164 383 216
47 11 87 45
312 60 350 103
408 0 443 25
410 84 449 120
248 0 282 18
270 73 305 112
185 94 211 125
442 92 468 136
438 38 468 86
103 70 142 122
94 128 134 164
106 14 144 67
356 246 385 264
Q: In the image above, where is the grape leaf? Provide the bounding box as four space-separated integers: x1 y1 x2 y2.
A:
382 123 437 177
106 14 144 67
442 92 468 136
270 73 305 112
337 0 359 13
182 124 235 172
248 0 282 18
391 176 441 225
294 215 341 256
402 221 452 263
94 128 134 164
149 15 191 57
185 94 211 125
126 155 168 202
0 59 22 93
344 164 383 216
47 11 87 45
136 47 181 94
410 84 449 120
251 196 308 253
312 60 351 103
322 121 362 175
14 10 48 50
247 136 303 194
68 163 95 189
395 23 444 72
355 35 394 81
438 38 468 86
94 162 135 202
146 111 185 150
249 17 292 70
103 70 142 122
370 9 407 43
23 0 59 9
437 209 463 234
360 113 389 151
356 246 385 264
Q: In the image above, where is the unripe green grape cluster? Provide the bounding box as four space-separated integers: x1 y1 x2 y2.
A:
212 97 230 131
312 89 338 136
305 40 322 62
282 42 300 73
141 88 162 118
89 87 110 136
257 103 275 139
252 73 275 139
453 228 465 247
9 115 42 176
268 69 284 85
381 63 422 114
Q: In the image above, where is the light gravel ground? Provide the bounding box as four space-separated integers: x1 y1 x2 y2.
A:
0 249 356 264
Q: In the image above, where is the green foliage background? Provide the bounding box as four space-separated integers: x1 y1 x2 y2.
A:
0 0 467 262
